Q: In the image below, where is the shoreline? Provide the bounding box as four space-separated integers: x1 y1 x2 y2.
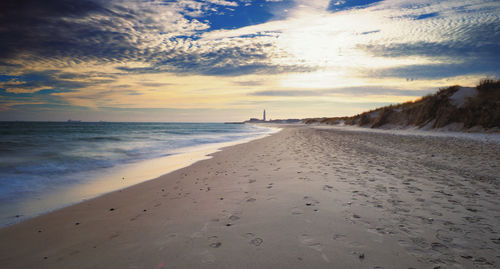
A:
1 126 498 268
0 126 280 228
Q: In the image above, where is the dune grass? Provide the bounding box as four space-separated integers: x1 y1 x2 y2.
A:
304 79 500 131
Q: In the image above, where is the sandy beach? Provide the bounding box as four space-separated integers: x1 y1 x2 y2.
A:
1 126 499 268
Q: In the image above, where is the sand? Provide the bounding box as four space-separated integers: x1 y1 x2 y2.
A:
1 126 499 268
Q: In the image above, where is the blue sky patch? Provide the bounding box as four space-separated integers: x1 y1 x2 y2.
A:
187 0 295 31
0 75 19 82
328 0 384 12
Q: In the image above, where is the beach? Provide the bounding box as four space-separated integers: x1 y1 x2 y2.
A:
1 125 499 268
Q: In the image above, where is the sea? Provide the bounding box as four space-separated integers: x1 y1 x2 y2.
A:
0 122 278 227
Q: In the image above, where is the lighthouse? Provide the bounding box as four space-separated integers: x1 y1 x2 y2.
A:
263 109 266 121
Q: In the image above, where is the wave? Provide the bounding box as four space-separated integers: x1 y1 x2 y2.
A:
0 122 276 227
78 136 123 142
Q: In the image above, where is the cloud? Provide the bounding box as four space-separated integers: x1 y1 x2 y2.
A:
0 0 210 63
233 80 265 86
328 0 383 12
367 61 500 80
149 42 314 76
250 86 433 97
413 12 440 20
198 0 500 79
205 0 238 7
1 0 499 120
0 70 105 93
2 0 498 80
358 19 500 78
0 0 305 81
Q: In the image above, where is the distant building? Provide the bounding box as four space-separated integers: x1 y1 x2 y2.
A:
247 118 261 123
244 109 301 124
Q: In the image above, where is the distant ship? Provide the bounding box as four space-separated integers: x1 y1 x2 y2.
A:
67 119 82 123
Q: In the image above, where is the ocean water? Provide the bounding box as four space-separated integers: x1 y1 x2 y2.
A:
0 122 277 227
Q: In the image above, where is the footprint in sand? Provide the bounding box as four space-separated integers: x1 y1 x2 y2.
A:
299 234 330 262
410 237 428 248
200 250 216 264
299 234 322 251
246 198 256 202
303 196 319 206
209 242 222 248
245 233 264 247
333 234 346 240
430 242 448 253
435 230 453 243
322 185 334 192
491 237 500 244
207 235 222 248
250 238 263 246
245 232 255 238
291 208 304 215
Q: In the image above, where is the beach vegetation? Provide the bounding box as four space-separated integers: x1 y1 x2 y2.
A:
303 78 500 131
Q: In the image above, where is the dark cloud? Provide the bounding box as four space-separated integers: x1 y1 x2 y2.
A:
151 43 273 75
361 22 500 58
414 12 440 20
360 30 380 35
0 0 296 78
0 87 70 111
368 62 500 80
115 67 159 74
0 0 208 65
140 82 172 87
250 87 433 97
361 42 500 64
0 0 310 81
197 63 314 76
0 70 113 93
234 80 264 86
0 88 70 97
117 41 313 76
250 90 324 97
359 21 500 79
0 0 115 60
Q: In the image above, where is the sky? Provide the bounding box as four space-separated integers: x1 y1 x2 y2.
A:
0 0 499 122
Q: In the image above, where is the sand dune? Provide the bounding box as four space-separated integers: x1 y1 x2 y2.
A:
305 79 500 132
1 126 499 268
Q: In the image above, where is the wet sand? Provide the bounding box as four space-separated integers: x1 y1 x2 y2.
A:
1 126 499 268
